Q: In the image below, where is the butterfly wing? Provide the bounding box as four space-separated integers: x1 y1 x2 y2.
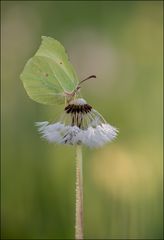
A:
20 36 79 105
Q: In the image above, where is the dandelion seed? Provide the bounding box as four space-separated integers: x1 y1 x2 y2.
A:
36 98 118 148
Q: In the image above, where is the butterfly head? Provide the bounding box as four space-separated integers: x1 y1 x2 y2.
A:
64 75 96 104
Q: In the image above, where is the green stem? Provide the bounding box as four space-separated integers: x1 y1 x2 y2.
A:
75 145 83 240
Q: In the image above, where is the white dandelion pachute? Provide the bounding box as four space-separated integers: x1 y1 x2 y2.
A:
36 98 118 148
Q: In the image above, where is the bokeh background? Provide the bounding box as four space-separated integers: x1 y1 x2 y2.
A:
1 1 163 239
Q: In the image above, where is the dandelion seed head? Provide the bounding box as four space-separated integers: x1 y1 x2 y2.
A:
36 98 118 148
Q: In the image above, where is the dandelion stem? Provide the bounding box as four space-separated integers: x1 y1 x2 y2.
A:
75 145 83 240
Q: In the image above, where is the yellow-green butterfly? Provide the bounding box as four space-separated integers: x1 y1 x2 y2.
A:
20 36 96 105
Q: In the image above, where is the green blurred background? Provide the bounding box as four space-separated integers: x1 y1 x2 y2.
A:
1 1 163 239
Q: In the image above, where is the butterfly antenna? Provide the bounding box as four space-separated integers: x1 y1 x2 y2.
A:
73 75 96 96
78 75 96 86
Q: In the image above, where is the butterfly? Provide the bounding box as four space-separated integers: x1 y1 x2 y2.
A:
20 36 96 105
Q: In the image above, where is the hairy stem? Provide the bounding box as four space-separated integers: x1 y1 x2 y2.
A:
75 145 83 240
